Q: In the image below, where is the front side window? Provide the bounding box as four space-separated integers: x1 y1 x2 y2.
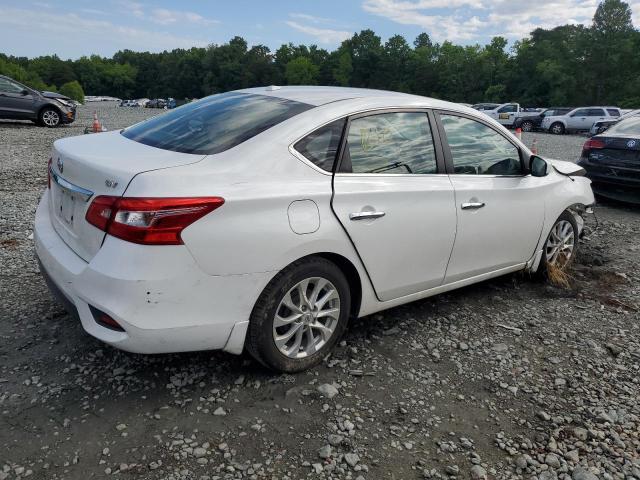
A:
440 114 522 175
0 78 24 94
294 119 345 172
340 112 437 174
122 92 313 155
572 109 589 117
498 104 517 113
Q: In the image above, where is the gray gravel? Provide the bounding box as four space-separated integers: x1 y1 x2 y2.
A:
1 104 639 480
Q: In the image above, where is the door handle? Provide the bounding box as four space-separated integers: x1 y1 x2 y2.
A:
349 211 386 221
461 202 485 210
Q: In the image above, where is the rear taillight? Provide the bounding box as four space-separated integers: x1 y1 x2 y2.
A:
47 157 52 189
583 139 605 150
85 196 224 245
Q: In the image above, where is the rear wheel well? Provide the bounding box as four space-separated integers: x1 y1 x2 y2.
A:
285 253 362 319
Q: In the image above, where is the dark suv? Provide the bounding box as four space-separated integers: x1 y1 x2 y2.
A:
0 75 76 127
514 107 572 132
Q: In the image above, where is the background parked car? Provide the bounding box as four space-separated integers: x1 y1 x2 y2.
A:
514 107 572 132
480 102 541 128
146 98 167 108
578 115 640 203
589 108 640 136
542 106 622 134
0 74 76 127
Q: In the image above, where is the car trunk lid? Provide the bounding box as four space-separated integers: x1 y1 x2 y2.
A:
48 131 206 261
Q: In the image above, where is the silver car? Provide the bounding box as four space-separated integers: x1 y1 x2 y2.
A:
542 106 622 135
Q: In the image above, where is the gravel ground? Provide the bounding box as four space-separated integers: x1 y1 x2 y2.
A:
1 104 639 480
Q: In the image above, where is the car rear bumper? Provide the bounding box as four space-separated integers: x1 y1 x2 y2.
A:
578 160 640 203
34 192 272 354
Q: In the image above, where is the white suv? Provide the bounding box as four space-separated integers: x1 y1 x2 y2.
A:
542 107 622 134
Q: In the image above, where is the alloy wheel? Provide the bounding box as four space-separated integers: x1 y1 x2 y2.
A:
272 277 340 359
545 220 575 267
42 110 60 127
521 121 533 132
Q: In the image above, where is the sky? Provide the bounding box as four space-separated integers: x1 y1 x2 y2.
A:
1 0 639 59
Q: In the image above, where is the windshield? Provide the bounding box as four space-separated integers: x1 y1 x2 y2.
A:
606 116 640 136
122 92 313 155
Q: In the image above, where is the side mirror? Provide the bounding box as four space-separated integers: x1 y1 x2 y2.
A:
530 155 548 177
21 89 30 95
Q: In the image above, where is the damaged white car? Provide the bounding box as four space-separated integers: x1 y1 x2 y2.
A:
35 86 595 372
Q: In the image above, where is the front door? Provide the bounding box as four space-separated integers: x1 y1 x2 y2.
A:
331 111 457 302
0 77 34 118
435 112 545 283
496 103 518 126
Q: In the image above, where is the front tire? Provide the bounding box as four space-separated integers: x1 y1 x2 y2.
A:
537 211 578 277
550 122 565 135
246 257 350 372
39 108 61 128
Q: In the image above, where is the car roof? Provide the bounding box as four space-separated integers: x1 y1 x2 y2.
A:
236 85 440 107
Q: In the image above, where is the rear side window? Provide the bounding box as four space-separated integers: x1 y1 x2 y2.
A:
607 116 640 135
588 109 605 116
341 112 438 174
294 119 345 172
122 92 313 155
607 109 620 117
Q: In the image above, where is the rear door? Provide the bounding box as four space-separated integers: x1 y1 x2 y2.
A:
434 111 545 283
331 110 457 301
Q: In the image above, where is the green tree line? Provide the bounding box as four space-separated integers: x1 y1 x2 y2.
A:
1 0 638 107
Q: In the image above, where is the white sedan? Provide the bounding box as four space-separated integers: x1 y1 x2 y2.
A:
35 86 595 372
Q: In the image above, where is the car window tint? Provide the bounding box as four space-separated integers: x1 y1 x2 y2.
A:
0 78 23 94
294 119 345 172
588 109 605 116
122 92 313 155
440 114 522 176
606 109 620 117
498 104 517 113
606 116 640 135
343 112 437 174
572 109 589 116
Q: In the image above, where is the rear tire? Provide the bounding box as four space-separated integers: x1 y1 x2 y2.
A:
246 257 350 372
521 120 534 132
550 122 565 135
39 107 61 128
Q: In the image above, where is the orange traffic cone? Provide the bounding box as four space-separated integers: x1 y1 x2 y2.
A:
531 137 538 155
515 127 522 140
92 111 101 133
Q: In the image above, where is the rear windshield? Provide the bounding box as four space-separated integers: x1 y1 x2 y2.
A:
122 92 313 155
606 116 640 136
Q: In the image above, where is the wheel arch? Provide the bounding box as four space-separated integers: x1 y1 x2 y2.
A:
38 103 62 125
314 252 362 319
